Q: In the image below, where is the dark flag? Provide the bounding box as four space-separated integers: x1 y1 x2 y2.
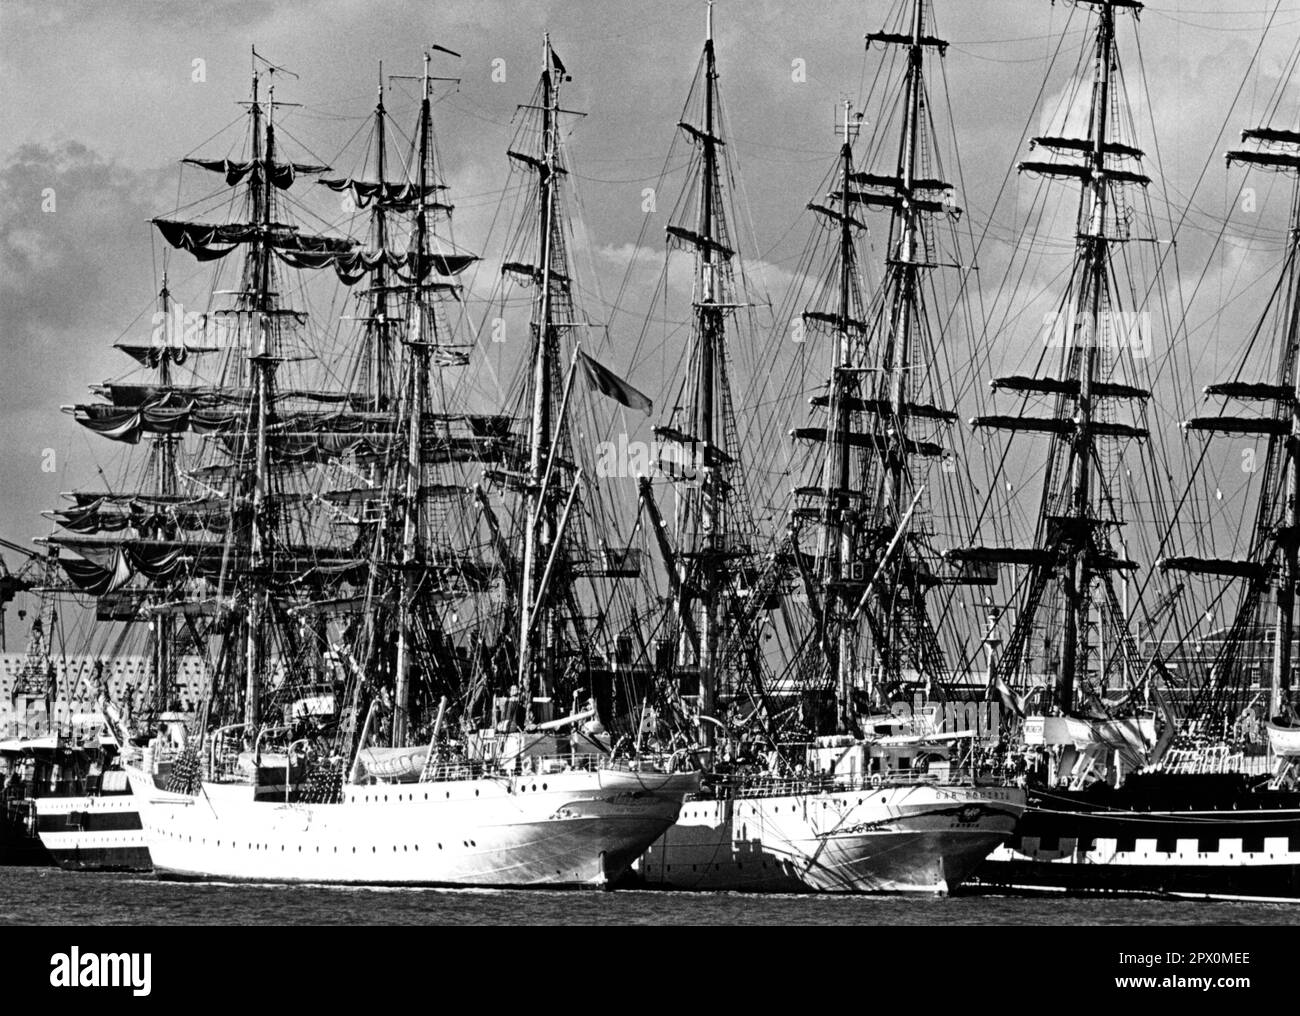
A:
579 350 652 414
549 46 571 82
987 673 1026 718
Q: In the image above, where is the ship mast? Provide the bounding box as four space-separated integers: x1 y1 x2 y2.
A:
827 97 860 725
516 36 567 724
884 0 925 510
638 3 767 749
369 67 392 414
1059 0 1117 712
243 65 271 737
390 52 436 748
52 51 359 765
151 275 178 715
692 2 721 743
1166 124 1300 727
791 0 961 729
960 0 1153 720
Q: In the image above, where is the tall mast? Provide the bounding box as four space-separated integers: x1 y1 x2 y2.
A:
392 52 435 747
793 0 960 727
962 0 1154 727
370 65 391 413
517 35 563 723
647 4 763 747
1058 3 1116 712
829 98 858 725
152 274 177 715
884 0 926 508
244 65 269 737
76 50 353 752
1170 125 1300 727
692 2 721 743
1273 196 1300 720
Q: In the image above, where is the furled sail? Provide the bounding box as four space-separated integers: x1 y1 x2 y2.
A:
182 157 328 189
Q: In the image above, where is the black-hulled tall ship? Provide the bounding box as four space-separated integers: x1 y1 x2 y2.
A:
968 0 1300 902
27 276 207 873
637 0 1023 894
1 601 128 868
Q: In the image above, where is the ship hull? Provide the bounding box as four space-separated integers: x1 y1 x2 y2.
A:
127 765 696 888
640 782 1024 893
34 793 151 872
1 799 52 866
970 774 1300 902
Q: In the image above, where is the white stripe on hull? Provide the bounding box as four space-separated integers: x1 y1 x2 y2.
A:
37 830 148 850
987 835 1300 868
128 766 694 888
642 784 1024 893
34 795 138 817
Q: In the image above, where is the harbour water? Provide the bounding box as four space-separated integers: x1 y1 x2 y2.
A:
2 867 1295 926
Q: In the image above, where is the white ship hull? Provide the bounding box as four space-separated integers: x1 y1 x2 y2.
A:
127 765 696 888
640 782 1025 893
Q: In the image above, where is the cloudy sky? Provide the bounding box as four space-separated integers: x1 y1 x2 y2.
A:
2 0 1298 638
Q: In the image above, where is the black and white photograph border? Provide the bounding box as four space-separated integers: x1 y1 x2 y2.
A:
0 0 1297 988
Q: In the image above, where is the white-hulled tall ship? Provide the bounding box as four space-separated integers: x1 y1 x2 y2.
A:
117 42 695 888
636 0 1023 894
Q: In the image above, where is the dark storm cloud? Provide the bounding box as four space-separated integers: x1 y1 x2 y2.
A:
0 141 166 409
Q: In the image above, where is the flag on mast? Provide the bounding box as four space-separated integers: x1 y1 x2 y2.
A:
579 350 652 414
549 46 570 82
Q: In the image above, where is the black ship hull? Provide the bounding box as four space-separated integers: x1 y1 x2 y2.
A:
969 772 1300 901
33 792 151 873
1 799 53 866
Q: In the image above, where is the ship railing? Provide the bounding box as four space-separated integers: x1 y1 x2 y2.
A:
418 752 624 783
720 767 1011 799
1153 746 1248 775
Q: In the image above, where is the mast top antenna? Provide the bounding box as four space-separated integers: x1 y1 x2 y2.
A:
251 47 298 80
835 100 864 140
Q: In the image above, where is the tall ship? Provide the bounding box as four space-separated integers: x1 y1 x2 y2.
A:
92 42 696 887
966 0 1300 901
1 538 148 870
24 275 209 873
637 0 1024 894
